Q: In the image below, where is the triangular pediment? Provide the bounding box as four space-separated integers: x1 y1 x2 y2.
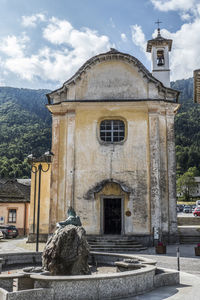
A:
47 49 179 104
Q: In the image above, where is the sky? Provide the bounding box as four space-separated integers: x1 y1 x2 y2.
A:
0 0 200 90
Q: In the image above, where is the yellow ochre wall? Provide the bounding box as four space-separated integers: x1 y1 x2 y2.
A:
46 55 179 244
48 101 151 235
29 162 51 235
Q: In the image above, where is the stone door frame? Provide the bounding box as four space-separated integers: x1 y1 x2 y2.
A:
100 195 125 235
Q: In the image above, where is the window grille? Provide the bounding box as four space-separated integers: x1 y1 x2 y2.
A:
100 120 125 143
8 209 16 223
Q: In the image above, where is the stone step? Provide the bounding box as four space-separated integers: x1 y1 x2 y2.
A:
88 241 141 245
89 247 147 252
87 236 139 241
87 236 146 252
179 236 200 243
90 244 143 249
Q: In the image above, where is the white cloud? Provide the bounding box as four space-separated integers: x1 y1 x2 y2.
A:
160 20 200 80
0 58 6 86
131 25 148 55
181 13 192 21
151 0 200 21
121 33 127 42
43 17 73 44
22 13 46 27
0 34 29 58
150 0 196 12
0 18 111 83
43 17 110 57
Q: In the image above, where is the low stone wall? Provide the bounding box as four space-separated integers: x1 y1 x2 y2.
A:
27 233 49 243
33 265 156 300
0 252 42 268
178 217 200 226
154 267 180 288
0 287 54 300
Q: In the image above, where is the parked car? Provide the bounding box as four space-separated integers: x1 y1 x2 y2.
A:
177 204 184 212
0 230 3 240
0 225 18 239
193 207 200 217
192 205 196 212
183 205 192 213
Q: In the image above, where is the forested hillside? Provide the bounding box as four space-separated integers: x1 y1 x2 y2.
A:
0 87 51 178
172 79 200 176
0 78 199 178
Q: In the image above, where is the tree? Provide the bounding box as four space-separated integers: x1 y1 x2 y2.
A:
177 167 198 201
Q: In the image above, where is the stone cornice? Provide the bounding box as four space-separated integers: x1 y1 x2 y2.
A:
47 100 180 115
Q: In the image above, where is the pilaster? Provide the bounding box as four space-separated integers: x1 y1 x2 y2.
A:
149 111 162 240
65 110 76 209
49 114 60 233
166 112 178 242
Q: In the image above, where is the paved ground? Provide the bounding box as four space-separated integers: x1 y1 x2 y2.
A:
126 272 200 300
177 212 194 217
0 237 45 252
1 238 200 299
133 243 200 277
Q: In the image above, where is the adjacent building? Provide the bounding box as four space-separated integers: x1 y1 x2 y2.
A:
0 179 30 235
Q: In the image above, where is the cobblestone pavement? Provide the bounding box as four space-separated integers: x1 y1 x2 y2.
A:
132 244 200 277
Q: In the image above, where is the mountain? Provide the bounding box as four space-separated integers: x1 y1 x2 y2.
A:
0 87 51 178
171 79 200 176
0 78 199 178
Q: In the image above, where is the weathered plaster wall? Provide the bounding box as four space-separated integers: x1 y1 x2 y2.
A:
73 103 149 235
48 100 178 240
61 60 173 102
46 55 179 243
73 61 149 100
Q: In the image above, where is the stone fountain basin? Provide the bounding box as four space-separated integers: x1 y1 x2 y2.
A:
32 264 156 300
0 251 179 300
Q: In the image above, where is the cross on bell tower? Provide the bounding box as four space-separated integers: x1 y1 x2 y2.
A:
155 19 162 37
146 20 172 87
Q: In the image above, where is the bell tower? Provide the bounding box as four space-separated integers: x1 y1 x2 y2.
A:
147 20 172 87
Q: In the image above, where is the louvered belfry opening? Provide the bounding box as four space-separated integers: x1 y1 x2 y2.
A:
104 198 121 234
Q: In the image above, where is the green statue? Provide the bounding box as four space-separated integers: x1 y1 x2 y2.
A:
57 207 82 227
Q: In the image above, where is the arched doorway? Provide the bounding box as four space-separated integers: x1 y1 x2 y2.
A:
85 179 133 236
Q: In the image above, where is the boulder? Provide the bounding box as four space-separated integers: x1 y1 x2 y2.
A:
42 225 90 275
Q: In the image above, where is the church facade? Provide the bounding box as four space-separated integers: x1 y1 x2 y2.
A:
44 30 179 246
28 29 179 245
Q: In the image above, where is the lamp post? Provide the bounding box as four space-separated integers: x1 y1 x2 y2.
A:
28 152 52 252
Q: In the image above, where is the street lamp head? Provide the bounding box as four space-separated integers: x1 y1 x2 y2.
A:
27 154 36 163
44 150 54 163
44 150 54 157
